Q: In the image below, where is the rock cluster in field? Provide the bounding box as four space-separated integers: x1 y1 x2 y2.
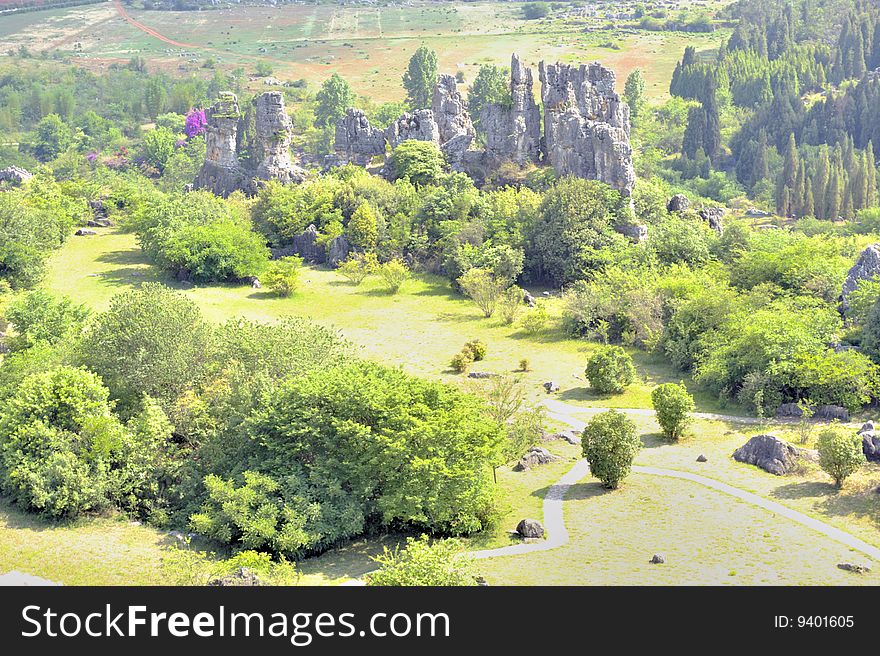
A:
329 53 636 199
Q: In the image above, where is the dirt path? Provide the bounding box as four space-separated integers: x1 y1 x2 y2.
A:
112 0 198 49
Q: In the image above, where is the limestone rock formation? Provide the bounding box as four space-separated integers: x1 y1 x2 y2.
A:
327 234 350 267
841 243 880 313
0 166 33 186
385 109 440 149
333 108 387 167
482 54 543 167
290 224 325 263
195 91 304 196
193 92 249 197
699 207 725 234
732 435 815 475
539 61 635 197
859 421 880 462
432 74 476 166
252 91 305 184
667 194 690 213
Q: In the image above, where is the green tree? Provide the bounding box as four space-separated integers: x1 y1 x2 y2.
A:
530 178 632 285
144 78 167 120
79 284 213 410
315 73 356 129
468 65 511 137
582 410 640 489
522 2 550 19
142 126 178 173
32 114 74 161
458 267 507 317
623 69 646 122
368 535 477 586
585 346 637 395
388 140 444 186
263 256 302 297
347 202 379 250
402 45 438 109
816 427 865 489
651 383 695 440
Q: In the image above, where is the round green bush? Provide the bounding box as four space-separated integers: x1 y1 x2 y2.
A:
464 339 488 361
450 350 474 373
651 382 695 440
581 409 640 489
817 427 865 488
585 346 636 394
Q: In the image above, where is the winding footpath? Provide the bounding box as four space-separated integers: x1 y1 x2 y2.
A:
342 399 879 582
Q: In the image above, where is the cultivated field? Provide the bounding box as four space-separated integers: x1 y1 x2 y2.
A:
0 1 726 101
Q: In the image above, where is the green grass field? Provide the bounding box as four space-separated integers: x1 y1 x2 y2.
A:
3 226 869 586
0 2 725 102
43 227 726 412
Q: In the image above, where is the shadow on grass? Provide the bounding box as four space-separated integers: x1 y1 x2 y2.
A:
771 481 838 500
296 533 408 581
434 311 480 324
564 481 611 501
558 387 607 403
641 432 671 449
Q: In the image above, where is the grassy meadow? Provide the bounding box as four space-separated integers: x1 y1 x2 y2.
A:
6 226 872 586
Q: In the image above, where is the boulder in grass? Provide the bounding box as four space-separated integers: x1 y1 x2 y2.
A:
649 554 666 564
516 518 544 539
513 446 562 471
732 435 813 475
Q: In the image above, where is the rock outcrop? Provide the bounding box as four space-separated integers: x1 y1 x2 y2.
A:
699 207 725 234
539 61 635 197
667 194 690 213
385 109 440 149
841 244 880 313
516 518 545 539
252 91 305 184
333 108 387 167
432 74 476 167
732 435 815 475
195 92 304 196
512 446 563 471
193 92 249 197
859 421 880 462
290 224 325 263
482 53 543 166
0 166 33 186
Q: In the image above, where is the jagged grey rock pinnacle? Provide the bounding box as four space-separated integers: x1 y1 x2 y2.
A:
539 61 636 197
333 108 387 167
482 53 542 167
385 109 440 149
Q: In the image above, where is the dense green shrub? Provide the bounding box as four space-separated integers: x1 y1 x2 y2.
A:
582 410 640 489
464 339 488 361
368 535 477 586
262 256 302 297
816 427 865 489
378 258 410 294
79 284 213 410
0 367 169 518
5 290 90 351
651 383 695 439
529 178 633 285
337 252 379 285
193 362 502 556
450 350 474 374
585 346 637 395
